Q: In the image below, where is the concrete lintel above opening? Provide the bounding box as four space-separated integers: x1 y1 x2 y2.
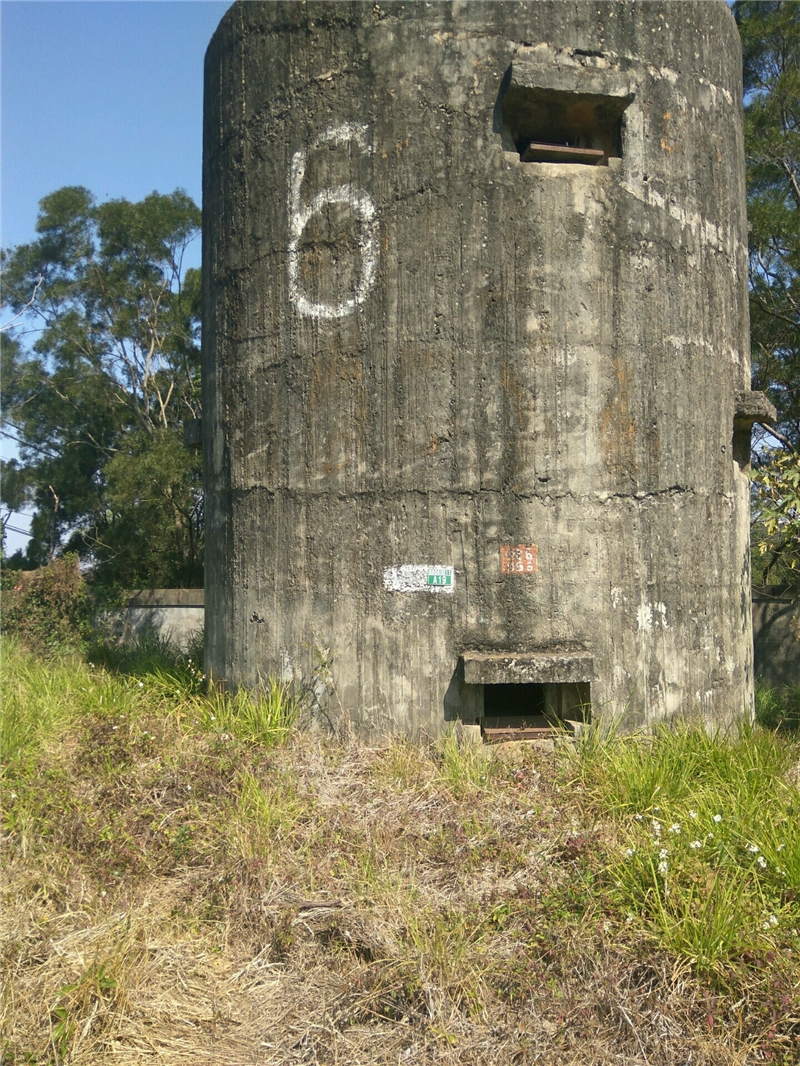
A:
461 650 594 686
734 391 776 429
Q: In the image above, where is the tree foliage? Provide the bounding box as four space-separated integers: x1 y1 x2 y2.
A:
735 1 800 586
751 449 800 583
1 187 202 587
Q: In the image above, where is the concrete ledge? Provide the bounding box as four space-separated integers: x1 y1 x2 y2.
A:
461 649 594 686
734 391 776 427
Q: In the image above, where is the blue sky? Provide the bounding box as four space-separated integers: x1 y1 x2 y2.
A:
2 0 231 552
2 0 230 252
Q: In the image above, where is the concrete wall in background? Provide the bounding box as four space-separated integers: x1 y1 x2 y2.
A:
753 587 800 690
203 1 760 738
101 590 205 651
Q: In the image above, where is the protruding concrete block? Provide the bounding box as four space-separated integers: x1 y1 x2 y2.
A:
734 391 777 428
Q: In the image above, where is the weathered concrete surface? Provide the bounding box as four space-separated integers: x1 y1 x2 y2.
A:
753 587 800 689
462 650 594 686
203 1 756 738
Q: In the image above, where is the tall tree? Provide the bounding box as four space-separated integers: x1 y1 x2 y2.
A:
735 1 800 585
1 186 203 587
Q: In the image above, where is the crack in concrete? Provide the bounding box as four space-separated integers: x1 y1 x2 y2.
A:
230 484 701 505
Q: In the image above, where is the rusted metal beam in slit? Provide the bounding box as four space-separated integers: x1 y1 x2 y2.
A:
521 142 605 164
482 726 559 743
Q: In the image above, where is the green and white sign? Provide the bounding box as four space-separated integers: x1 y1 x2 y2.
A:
427 569 452 587
383 565 455 594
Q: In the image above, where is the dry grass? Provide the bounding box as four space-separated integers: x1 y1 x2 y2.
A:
1 642 798 1065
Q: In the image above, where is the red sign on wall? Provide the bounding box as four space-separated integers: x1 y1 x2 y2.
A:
500 544 538 574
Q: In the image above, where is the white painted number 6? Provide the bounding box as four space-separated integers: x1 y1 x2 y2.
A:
288 123 379 320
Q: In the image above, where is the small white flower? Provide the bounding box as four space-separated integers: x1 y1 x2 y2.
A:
658 861 668 875
762 915 779 931
652 820 662 837
9 791 17 800
624 848 636 858
210 715 215 721
713 814 722 823
669 823 681 834
138 682 144 689
659 848 669 859
706 832 714 840
653 807 660 812
101 890 107 897
112 726 118 731
777 843 785 852
635 814 644 821
186 785 191 792
690 840 702 849
748 844 759 853
758 855 767 868
689 810 698 819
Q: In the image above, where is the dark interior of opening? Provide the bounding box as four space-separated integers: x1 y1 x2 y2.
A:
732 423 752 472
499 83 631 165
483 683 546 726
482 682 591 734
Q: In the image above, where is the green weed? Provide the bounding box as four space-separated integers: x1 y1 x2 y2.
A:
570 718 800 977
373 735 436 791
199 679 300 746
1 640 90 770
49 961 123 1063
436 728 497 797
232 769 305 864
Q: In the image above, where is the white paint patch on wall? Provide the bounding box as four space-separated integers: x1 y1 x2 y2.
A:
637 602 669 632
383 565 455 594
620 179 739 259
280 648 295 683
288 122 379 320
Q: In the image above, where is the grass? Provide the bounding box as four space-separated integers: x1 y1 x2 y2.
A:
1 637 799 1065
756 680 800 733
568 719 799 978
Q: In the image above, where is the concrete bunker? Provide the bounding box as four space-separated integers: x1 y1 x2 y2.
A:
203 1 774 742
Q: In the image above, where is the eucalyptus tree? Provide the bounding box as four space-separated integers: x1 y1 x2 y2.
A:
1 186 203 587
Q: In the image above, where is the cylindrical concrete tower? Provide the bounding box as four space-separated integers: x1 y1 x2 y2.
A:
203 0 769 739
